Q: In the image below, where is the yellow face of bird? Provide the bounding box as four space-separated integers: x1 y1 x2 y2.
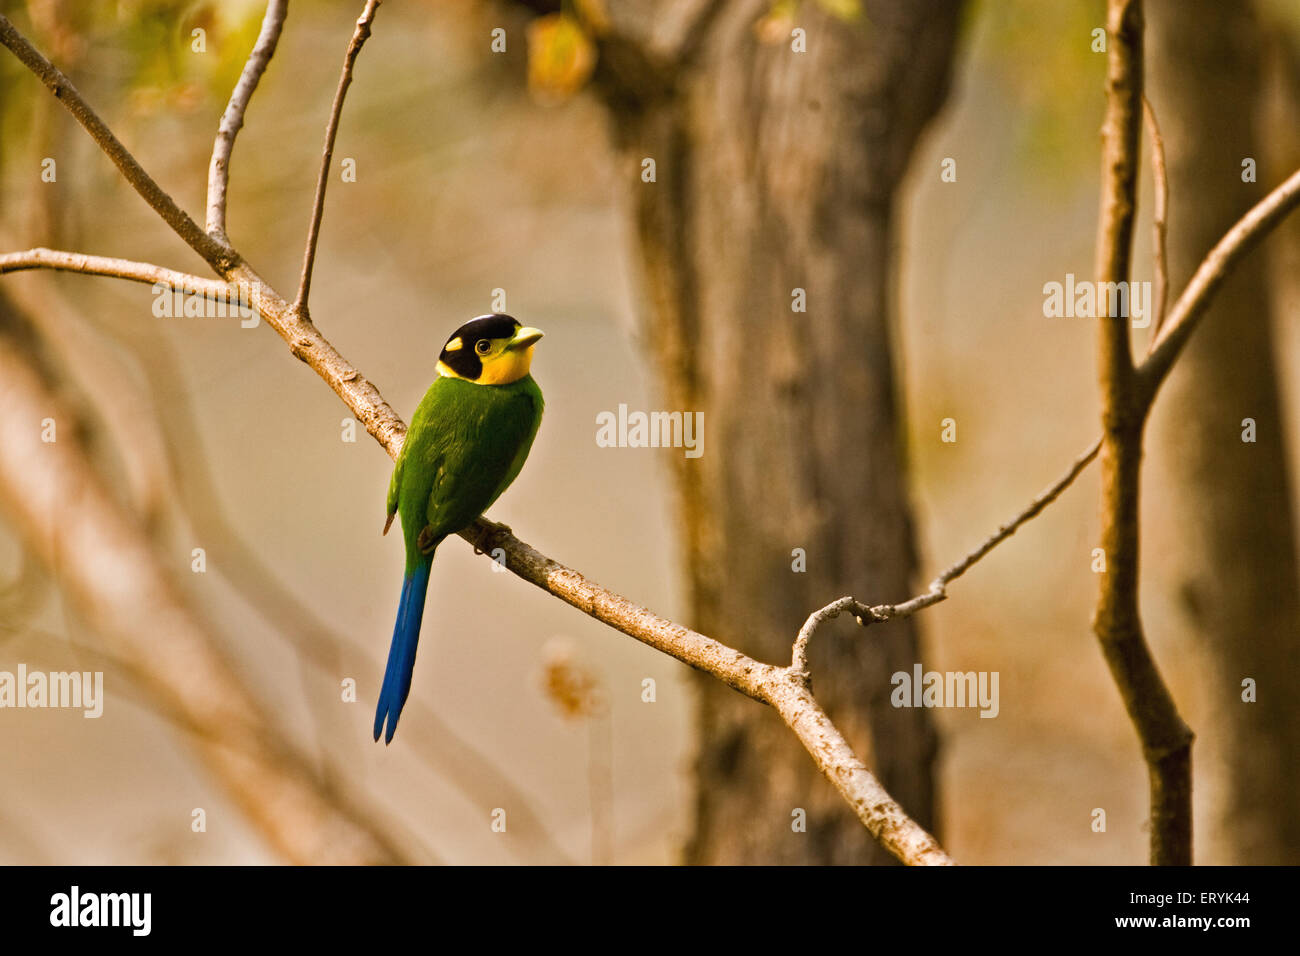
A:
436 314 544 386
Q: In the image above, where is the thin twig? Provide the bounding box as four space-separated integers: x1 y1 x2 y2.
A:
0 13 231 270
936 439 1103 587
294 0 381 314
207 0 289 242
790 589 947 676
791 596 862 677
1142 95 1169 340
1140 164 1300 395
792 436 1103 673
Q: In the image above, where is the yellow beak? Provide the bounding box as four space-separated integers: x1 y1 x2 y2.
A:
506 326 544 350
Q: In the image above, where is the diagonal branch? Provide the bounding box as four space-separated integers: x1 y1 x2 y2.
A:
792 436 1103 675
1 11 403 452
932 438 1103 590
1139 165 1300 396
207 0 289 243
462 521 954 865
294 0 381 314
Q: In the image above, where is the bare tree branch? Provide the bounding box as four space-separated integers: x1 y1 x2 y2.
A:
1095 0 1144 400
233 259 409 450
1093 0 1194 867
792 435 1103 675
462 522 954 865
791 596 864 678
933 438 1103 589
0 246 231 299
1 8 399 457
1089 0 1300 869
294 0 381 314
207 0 289 243
1140 164 1300 394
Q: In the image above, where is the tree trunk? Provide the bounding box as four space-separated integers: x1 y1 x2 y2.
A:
589 0 963 863
1147 0 1300 864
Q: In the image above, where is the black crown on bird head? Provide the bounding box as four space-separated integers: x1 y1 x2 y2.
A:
439 314 521 379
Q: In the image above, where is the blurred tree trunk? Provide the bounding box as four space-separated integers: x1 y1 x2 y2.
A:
1147 0 1300 864
586 0 963 863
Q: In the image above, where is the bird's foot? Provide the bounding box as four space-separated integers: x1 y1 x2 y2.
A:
472 519 512 555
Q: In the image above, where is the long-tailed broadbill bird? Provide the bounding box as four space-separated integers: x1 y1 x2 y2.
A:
374 314 544 743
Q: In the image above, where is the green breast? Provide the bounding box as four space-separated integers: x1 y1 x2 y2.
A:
392 374 543 565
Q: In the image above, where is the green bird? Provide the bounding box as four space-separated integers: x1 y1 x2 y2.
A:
374 314 544 743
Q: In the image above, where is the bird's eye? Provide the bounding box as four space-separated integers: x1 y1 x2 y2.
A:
475 339 492 355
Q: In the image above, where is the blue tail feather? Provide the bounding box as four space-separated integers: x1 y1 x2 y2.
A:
373 562 432 744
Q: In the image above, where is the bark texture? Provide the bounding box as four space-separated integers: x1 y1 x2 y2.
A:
589 0 964 863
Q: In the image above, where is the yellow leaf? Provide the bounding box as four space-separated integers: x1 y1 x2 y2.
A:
527 14 597 105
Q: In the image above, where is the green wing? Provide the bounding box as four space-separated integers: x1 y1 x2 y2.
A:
385 453 404 530
392 376 542 561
